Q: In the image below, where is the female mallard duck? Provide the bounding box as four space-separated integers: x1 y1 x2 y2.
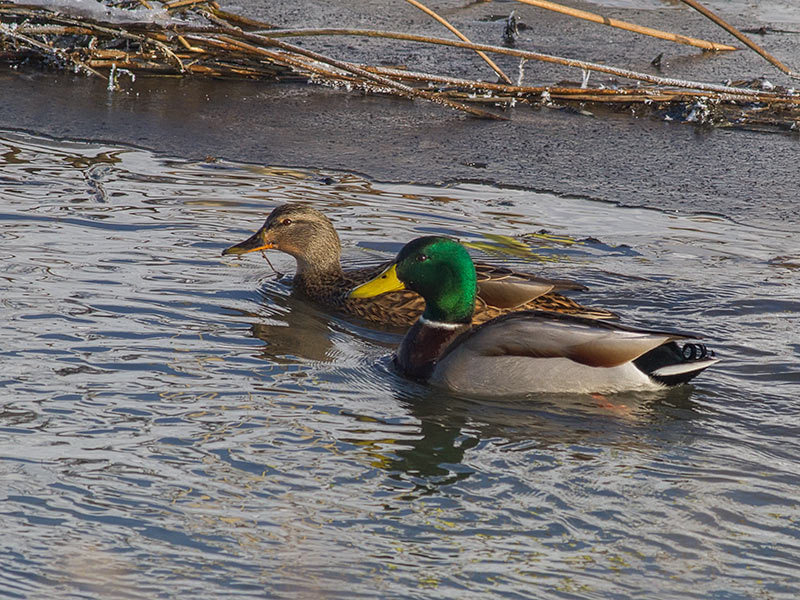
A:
349 236 718 395
222 203 616 328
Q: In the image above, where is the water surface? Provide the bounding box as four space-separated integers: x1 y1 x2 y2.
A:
1 131 799 599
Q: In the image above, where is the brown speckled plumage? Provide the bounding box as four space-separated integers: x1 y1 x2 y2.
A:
222 203 617 327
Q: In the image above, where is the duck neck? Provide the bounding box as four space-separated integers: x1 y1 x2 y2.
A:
294 256 345 287
395 317 470 381
291 232 345 292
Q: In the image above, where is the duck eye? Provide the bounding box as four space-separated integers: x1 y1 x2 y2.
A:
281 218 292 226
416 254 428 262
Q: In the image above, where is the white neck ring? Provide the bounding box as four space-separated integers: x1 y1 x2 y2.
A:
419 315 464 330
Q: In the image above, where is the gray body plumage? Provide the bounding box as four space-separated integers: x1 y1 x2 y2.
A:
419 312 718 396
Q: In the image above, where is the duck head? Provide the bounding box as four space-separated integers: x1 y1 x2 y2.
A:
222 203 342 273
350 236 477 324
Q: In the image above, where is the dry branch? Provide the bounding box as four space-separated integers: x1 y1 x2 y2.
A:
209 31 507 120
0 20 105 78
257 28 789 100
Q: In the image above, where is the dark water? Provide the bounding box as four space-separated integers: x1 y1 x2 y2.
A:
1 130 799 599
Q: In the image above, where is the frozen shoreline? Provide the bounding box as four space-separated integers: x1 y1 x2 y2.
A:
1 0 798 229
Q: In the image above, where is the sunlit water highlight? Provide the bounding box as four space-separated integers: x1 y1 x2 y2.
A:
1 130 799 599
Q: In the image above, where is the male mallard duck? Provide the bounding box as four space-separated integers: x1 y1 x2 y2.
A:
222 203 616 328
349 236 718 395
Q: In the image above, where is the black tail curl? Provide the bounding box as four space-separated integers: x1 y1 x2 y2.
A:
681 343 714 361
634 341 716 387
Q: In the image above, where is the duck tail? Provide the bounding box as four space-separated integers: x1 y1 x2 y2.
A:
634 342 719 387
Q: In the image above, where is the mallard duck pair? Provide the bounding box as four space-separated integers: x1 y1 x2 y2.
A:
224 204 717 395
222 203 617 327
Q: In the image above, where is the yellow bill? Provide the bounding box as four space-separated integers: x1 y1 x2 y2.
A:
349 263 406 298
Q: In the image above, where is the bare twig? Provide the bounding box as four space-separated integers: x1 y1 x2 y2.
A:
164 0 207 10
678 0 798 78
403 0 512 84
363 65 800 105
514 0 737 52
207 5 276 30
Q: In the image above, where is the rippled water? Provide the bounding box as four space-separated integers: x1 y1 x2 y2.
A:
1 130 799 599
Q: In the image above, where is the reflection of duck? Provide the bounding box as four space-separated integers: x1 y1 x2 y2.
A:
350 385 700 501
222 203 617 328
247 295 338 364
350 236 718 396
221 279 351 364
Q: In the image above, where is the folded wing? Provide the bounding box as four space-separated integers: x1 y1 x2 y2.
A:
447 311 696 368
474 264 587 309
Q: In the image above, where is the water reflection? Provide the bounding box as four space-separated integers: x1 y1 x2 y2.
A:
318 351 712 508
2 130 800 599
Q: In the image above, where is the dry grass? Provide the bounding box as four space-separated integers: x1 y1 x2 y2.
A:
1 0 798 132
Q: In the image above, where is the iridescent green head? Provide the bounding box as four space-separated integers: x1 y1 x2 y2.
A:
350 236 477 324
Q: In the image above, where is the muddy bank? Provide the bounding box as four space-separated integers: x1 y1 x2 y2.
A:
1 0 798 230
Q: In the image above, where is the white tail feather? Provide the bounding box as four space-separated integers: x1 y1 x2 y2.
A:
652 358 719 377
